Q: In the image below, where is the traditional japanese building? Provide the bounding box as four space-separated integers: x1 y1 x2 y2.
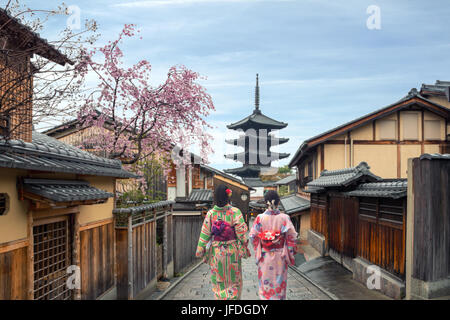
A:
224 74 290 180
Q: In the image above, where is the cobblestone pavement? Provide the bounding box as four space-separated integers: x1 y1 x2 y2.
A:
162 248 331 300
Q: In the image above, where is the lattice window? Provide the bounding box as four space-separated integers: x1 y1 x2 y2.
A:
0 193 9 215
33 219 73 300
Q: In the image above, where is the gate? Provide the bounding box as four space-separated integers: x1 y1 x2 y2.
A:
33 217 73 300
328 196 358 265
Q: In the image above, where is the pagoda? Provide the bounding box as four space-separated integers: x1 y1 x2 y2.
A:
224 74 290 178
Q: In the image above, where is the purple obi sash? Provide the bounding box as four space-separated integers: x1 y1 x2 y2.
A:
211 219 236 242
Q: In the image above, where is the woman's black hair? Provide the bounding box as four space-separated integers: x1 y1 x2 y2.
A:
264 190 280 208
214 184 230 208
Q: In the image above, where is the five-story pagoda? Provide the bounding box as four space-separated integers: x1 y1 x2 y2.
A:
224 74 290 178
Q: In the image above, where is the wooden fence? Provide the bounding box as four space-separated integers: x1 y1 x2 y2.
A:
113 201 174 300
173 214 203 274
358 197 406 278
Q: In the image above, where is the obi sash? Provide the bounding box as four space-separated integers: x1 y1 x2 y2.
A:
212 219 237 242
258 230 285 250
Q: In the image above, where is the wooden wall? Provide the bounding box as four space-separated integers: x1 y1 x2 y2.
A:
310 193 328 237
0 240 28 300
173 214 203 274
412 157 449 282
80 220 115 300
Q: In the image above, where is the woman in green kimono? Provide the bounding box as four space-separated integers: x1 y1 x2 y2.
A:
195 184 250 300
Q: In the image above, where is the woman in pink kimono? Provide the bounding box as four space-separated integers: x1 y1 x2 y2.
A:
249 190 298 300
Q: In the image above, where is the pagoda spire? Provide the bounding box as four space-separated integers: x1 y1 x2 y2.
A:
254 73 260 112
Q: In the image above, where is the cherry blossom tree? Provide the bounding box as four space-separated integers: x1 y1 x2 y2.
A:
75 24 215 175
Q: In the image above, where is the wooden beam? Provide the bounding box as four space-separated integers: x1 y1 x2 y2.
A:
73 211 81 300
79 217 114 232
421 110 425 154
0 238 29 254
31 206 79 220
373 120 376 141
320 145 324 172
214 174 249 191
27 211 33 300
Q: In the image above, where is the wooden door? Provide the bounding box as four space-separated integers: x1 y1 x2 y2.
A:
33 216 73 300
328 196 358 259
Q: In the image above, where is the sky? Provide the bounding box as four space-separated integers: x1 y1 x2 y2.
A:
21 0 450 170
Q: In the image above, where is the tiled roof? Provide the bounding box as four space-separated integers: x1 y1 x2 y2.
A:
187 189 213 202
280 194 310 215
342 179 407 199
200 164 246 185
224 165 262 177
0 132 136 178
275 175 296 185
242 177 276 188
113 200 175 215
227 109 288 130
306 162 381 192
419 153 450 161
21 179 113 202
0 9 72 66
249 200 267 209
420 80 450 101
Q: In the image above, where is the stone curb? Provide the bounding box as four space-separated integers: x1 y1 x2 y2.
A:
154 261 204 300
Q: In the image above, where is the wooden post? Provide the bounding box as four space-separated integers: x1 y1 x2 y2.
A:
127 213 133 300
153 208 157 280
27 210 34 300
72 211 81 300
143 210 148 286
162 207 168 279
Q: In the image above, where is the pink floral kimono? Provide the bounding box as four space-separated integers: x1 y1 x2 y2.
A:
249 208 298 300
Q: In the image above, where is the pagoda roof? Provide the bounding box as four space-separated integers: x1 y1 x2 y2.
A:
227 109 288 131
225 151 290 162
225 135 289 146
224 165 262 177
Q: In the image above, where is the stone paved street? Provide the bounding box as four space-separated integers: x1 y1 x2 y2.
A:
162 247 331 300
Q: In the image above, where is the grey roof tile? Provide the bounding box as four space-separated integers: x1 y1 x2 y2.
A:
280 194 310 215
242 177 276 188
187 189 213 202
227 109 288 130
306 162 381 191
275 175 296 185
113 200 175 215
0 132 136 178
419 153 450 161
21 179 113 202
342 179 407 199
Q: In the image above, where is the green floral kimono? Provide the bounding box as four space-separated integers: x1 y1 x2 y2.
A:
195 205 250 300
